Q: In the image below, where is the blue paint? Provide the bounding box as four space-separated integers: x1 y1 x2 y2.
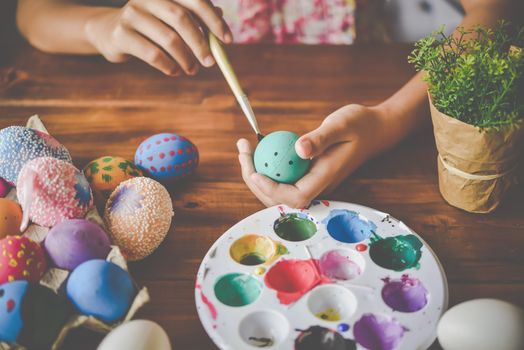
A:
322 210 376 243
0 280 29 343
338 323 350 332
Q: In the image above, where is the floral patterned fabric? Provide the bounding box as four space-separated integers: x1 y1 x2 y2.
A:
212 0 356 44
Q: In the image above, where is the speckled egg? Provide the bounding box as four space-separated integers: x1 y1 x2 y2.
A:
44 219 112 270
0 236 46 284
97 320 172 350
16 283 71 349
0 198 23 239
254 131 310 184
17 157 93 229
0 280 28 343
0 178 9 198
0 126 72 185
67 260 135 323
104 177 173 261
83 156 143 199
135 133 199 183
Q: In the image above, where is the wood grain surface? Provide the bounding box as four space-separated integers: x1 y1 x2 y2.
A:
1 3 523 349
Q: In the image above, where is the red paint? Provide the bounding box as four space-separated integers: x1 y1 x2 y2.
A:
186 147 192 153
164 137 170 142
182 163 187 168
150 166 157 172
178 149 184 155
6 299 15 313
167 166 173 171
264 259 331 305
169 150 175 156
147 156 153 161
156 140 161 145
161 167 166 171
321 200 330 207
170 136 177 140
356 244 367 252
196 283 217 320
159 153 165 159
188 159 193 165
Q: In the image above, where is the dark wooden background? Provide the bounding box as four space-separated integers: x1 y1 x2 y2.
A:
1 2 523 349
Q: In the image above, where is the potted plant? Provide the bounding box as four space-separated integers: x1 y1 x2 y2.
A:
409 21 524 213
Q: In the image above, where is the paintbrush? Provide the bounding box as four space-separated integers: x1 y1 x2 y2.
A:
208 32 264 141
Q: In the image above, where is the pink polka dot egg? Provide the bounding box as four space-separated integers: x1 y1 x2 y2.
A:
135 133 199 183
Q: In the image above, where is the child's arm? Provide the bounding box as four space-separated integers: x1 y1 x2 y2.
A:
17 0 232 76
237 0 521 208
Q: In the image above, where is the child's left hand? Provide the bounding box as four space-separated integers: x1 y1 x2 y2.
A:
237 104 388 208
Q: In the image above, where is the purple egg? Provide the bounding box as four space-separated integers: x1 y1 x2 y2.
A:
135 133 199 183
353 314 407 350
0 178 9 198
381 275 428 312
44 219 111 270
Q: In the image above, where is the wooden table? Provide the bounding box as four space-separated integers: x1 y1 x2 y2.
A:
1 4 523 349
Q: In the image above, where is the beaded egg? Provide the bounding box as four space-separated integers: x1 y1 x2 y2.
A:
0 126 72 185
104 177 173 261
0 236 47 284
0 198 23 239
17 157 93 229
0 178 9 198
83 156 143 199
254 131 310 184
135 133 199 183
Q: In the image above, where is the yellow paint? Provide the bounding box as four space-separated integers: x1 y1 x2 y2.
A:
315 308 342 322
230 234 287 266
254 267 266 275
8 275 14 282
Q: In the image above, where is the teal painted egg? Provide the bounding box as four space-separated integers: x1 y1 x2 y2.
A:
254 131 310 184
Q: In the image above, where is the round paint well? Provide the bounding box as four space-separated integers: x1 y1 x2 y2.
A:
323 210 377 244
381 275 429 312
307 285 358 322
353 313 407 350
238 310 290 348
214 273 262 307
319 249 365 281
273 213 317 242
230 235 277 266
369 234 423 271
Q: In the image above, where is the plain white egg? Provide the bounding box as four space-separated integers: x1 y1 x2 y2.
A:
438 299 524 350
97 320 172 350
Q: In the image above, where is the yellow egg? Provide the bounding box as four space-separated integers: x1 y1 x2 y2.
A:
84 156 143 199
0 198 23 238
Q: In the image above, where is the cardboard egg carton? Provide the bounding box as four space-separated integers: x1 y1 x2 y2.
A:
0 116 150 350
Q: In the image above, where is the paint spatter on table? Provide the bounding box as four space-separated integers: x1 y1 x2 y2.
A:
274 213 317 242
295 326 356 350
264 259 331 305
196 283 217 320
353 314 407 350
230 234 287 266
322 210 376 243
319 250 362 281
382 275 428 312
369 233 423 271
214 273 262 307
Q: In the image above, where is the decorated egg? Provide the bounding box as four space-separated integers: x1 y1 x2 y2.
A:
0 236 46 284
0 178 9 198
66 260 135 323
97 320 172 350
0 198 23 239
0 126 72 185
44 219 112 270
16 283 71 349
83 156 143 199
17 157 93 229
254 131 310 184
0 280 28 343
438 299 524 350
135 133 199 183
104 177 173 261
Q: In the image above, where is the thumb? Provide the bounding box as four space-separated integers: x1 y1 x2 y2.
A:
295 117 349 159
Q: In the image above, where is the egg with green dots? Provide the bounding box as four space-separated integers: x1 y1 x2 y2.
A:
254 131 310 184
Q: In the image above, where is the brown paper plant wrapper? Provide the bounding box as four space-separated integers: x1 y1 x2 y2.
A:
429 95 524 213
0 116 150 350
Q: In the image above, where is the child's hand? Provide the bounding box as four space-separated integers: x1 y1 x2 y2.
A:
237 104 388 208
85 0 232 76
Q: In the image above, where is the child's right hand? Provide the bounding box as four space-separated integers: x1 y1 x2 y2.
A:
85 0 232 76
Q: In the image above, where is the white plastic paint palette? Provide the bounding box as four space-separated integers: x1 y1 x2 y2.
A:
195 201 448 350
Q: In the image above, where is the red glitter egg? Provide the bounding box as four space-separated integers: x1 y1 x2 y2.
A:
0 236 47 284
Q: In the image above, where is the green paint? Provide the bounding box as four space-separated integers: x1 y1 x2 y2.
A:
274 213 317 242
240 253 267 266
214 273 262 307
102 165 113 171
253 131 310 184
102 157 112 162
369 233 423 271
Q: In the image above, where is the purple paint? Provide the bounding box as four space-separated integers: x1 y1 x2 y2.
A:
381 275 428 312
353 314 407 350
0 178 9 198
319 250 362 281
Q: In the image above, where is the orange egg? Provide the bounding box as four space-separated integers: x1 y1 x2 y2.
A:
0 198 23 238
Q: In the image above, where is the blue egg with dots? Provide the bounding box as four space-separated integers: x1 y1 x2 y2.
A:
0 126 72 185
0 280 28 343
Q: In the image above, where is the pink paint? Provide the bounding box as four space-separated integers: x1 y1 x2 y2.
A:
319 250 362 280
196 283 217 320
278 206 286 216
264 259 331 305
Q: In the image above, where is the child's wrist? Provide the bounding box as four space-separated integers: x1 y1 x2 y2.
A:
84 7 118 54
